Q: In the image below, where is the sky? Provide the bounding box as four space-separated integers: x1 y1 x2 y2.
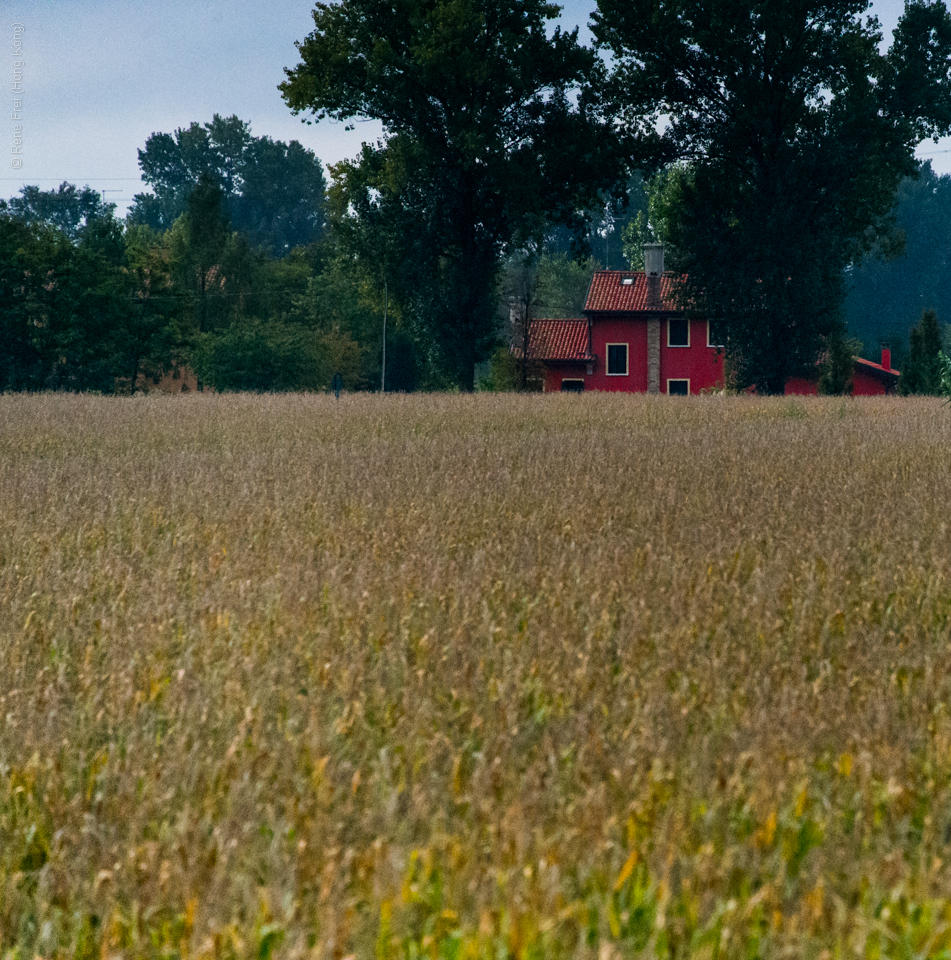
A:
5 0 951 218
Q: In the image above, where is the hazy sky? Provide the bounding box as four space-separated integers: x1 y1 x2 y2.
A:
5 0 950 217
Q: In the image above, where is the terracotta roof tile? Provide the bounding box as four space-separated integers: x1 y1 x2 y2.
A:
584 271 679 313
522 319 593 362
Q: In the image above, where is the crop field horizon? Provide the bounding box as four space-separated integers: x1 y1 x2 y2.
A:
4 393 951 960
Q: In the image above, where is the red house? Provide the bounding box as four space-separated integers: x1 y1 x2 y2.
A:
785 349 900 396
527 245 898 395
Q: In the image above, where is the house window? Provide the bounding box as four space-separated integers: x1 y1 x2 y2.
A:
668 318 689 347
606 343 629 375
561 379 584 392
707 319 725 347
621 277 634 286
668 379 690 395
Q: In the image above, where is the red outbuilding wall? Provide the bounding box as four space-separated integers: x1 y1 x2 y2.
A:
785 358 897 396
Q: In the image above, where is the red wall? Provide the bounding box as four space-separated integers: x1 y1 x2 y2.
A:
543 317 724 394
784 377 817 396
543 320 896 396
785 369 892 396
852 368 892 396
658 319 725 393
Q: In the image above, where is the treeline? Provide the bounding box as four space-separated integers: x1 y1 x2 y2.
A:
0 178 400 394
6 0 951 395
846 161 951 370
5 152 951 394
0 118 410 393
0 107 636 394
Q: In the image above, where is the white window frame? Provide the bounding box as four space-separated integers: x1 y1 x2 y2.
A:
707 319 724 348
667 378 690 395
667 318 690 348
561 379 585 392
606 343 629 376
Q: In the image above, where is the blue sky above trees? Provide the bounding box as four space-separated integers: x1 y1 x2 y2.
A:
4 0 949 217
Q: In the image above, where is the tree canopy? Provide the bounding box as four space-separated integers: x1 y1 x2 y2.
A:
900 307 945 394
280 0 627 389
845 161 951 356
128 115 327 254
594 0 951 393
5 182 115 241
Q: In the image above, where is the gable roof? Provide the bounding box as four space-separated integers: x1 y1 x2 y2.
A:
584 271 680 313
853 356 900 382
521 319 593 362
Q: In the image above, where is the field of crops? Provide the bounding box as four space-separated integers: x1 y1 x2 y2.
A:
3 393 951 959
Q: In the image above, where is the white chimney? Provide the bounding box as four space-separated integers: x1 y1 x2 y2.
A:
643 243 664 276
644 243 664 309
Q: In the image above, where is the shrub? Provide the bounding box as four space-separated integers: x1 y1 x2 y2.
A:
190 319 319 391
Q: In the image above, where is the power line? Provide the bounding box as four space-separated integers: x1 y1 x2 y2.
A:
131 288 316 301
0 177 144 180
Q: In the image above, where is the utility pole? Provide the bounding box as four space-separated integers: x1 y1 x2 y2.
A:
381 275 388 394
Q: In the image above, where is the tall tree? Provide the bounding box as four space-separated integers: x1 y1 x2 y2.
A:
594 0 951 394
119 225 176 392
900 307 944 394
129 115 327 254
170 175 231 335
280 0 627 389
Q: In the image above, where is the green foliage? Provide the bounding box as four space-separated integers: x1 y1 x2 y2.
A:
621 166 689 269
818 333 862 396
0 174 404 394
0 209 168 392
479 346 520 392
283 249 405 390
315 328 368 391
535 253 601 318
190 319 321 392
940 351 951 401
846 163 951 355
546 176 650 270
7 182 114 241
900 308 945 395
189 320 370 394
281 0 627 389
0 214 41 390
169 175 231 336
129 114 326 254
594 0 951 394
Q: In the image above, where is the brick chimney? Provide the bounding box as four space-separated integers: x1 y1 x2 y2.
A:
644 243 664 309
881 344 891 370
644 244 664 393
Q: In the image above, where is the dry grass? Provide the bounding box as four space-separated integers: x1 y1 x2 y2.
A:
3 393 951 960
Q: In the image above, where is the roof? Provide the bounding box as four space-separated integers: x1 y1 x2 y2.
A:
853 356 900 382
521 319 593 362
584 271 680 313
